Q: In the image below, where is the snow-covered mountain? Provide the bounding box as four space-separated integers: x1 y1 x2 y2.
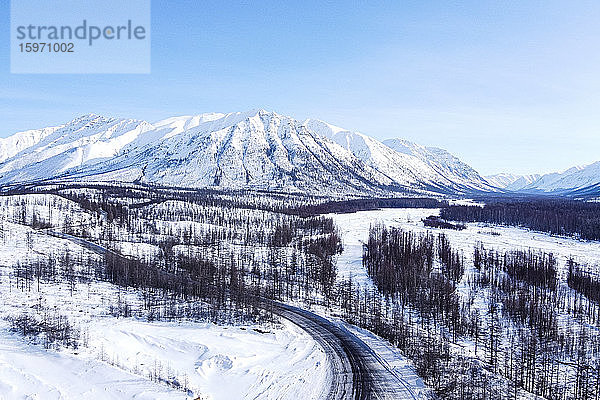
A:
0 114 155 184
0 124 62 163
304 119 494 193
484 173 541 191
518 163 600 193
68 110 397 195
485 163 600 195
0 110 494 195
383 138 494 192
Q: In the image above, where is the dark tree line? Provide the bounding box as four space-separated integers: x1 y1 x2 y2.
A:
291 197 444 216
472 243 600 399
441 199 600 240
6 181 447 219
363 225 434 297
423 215 466 231
568 258 600 304
363 225 466 337
11 182 443 219
359 224 600 399
438 233 464 283
333 275 507 399
474 245 557 290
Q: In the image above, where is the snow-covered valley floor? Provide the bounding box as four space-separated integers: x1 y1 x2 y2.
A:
3 203 600 400
331 207 600 284
0 218 329 400
330 207 600 399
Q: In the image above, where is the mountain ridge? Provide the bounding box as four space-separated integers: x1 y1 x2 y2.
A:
3 109 592 196
486 162 600 195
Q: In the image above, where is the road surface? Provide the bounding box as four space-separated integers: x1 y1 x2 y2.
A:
44 230 418 399
272 302 418 400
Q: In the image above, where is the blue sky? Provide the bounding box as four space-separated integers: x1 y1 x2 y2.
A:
1 0 599 175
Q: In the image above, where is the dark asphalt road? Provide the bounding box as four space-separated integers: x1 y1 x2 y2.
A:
47 231 418 399
272 302 418 400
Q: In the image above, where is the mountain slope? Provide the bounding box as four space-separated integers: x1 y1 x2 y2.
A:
0 125 62 163
485 163 600 195
66 110 396 195
520 163 600 193
0 110 495 196
304 120 494 194
382 138 494 192
485 173 541 191
304 120 432 188
0 114 154 184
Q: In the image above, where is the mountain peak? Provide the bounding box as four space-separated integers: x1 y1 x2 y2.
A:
485 173 541 190
303 119 350 137
70 113 106 124
249 108 269 115
0 110 499 195
68 113 149 128
239 108 277 119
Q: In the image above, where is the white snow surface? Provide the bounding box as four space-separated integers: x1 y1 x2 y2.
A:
332 207 600 281
0 202 330 400
484 173 541 190
0 110 493 195
521 162 600 192
487 162 600 193
0 315 328 400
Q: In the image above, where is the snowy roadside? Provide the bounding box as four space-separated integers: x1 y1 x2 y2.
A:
342 323 429 399
329 206 600 399
0 212 330 400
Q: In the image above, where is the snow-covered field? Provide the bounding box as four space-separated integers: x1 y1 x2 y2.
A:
331 207 600 398
4 198 599 400
0 214 329 400
0 323 183 400
0 314 328 400
331 207 600 284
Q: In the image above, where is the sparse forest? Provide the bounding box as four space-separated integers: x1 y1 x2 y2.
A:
441 199 600 240
351 223 600 399
1 184 343 344
2 184 600 399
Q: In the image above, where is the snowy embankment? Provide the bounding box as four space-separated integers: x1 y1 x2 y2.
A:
0 316 328 400
0 324 181 400
0 213 329 400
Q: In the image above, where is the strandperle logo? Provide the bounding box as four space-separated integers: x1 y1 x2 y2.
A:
10 0 151 74
15 20 147 46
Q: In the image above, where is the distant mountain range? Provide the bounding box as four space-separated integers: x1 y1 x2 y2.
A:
486 163 600 195
484 173 542 191
0 110 597 197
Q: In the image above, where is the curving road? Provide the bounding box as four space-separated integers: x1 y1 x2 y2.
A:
272 302 418 400
42 230 418 399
